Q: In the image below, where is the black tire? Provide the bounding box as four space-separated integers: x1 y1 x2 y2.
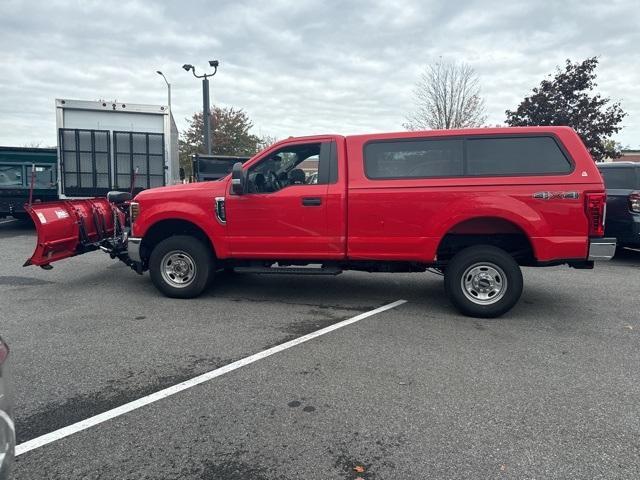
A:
444 245 523 318
149 235 213 299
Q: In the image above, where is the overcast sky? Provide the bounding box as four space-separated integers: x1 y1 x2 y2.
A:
1 0 638 148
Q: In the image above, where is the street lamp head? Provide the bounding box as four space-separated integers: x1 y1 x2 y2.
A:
156 70 163 75
209 60 219 68
182 64 194 72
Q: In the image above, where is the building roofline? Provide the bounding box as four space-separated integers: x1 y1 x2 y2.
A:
56 98 169 116
0 146 57 153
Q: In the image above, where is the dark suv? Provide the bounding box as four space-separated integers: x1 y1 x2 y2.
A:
597 162 640 249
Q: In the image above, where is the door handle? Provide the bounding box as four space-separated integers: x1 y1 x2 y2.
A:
302 197 322 206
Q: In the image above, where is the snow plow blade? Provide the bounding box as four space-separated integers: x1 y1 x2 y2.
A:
24 198 118 268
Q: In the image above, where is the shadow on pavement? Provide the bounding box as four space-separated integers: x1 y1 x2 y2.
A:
612 247 640 267
0 217 35 238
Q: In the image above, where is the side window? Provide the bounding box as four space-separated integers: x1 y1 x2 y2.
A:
33 165 56 188
364 139 464 179
246 142 332 193
0 165 24 186
466 136 571 176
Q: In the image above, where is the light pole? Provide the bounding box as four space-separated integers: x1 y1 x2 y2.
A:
156 71 171 111
182 60 219 155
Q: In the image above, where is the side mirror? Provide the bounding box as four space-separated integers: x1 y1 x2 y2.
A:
231 162 245 194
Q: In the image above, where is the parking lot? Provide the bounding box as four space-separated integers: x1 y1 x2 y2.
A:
1 217 639 479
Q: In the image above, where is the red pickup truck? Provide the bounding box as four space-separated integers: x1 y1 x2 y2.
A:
25 126 615 317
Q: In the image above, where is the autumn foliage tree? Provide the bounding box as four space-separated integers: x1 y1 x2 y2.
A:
179 107 276 176
505 57 626 161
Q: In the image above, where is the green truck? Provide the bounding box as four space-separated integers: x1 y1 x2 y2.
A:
0 146 58 219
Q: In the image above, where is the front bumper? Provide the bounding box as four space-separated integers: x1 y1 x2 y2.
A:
127 237 142 263
588 237 617 261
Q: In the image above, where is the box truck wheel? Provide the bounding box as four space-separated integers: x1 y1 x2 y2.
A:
444 245 523 318
149 235 213 298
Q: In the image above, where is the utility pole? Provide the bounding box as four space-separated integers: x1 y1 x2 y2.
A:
183 60 219 155
156 71 171 111
202 78 210 155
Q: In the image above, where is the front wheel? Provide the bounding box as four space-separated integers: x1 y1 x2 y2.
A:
444 246 523 318
149 235 213 298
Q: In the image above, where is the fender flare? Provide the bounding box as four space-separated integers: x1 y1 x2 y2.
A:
432 196 547 259
136 204 225 259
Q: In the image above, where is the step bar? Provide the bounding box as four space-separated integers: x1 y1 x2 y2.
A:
234 266 343 275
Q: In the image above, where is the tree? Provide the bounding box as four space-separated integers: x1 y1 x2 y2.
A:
505 57 627 161
179 106 275 177
256 134 279 152
602 139 626 160
404 59 487 130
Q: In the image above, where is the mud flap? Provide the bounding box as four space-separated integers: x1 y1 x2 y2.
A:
24 199 117 268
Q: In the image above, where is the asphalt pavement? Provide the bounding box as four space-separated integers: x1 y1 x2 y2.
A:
1 218 639 479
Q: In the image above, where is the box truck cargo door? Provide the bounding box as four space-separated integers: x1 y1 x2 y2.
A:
23 198 117 267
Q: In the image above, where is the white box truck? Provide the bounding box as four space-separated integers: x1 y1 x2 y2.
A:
55 99 179 198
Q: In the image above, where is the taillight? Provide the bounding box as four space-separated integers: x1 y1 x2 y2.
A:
630 191 640 213
585 192 606 237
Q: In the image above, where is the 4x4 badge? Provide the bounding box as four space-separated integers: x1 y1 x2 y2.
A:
533 191 580 200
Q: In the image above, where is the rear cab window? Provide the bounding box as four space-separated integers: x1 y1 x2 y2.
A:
364 135 573 179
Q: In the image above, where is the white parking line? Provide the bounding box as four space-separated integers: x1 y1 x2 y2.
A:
0 218 18 225
16 299 407 456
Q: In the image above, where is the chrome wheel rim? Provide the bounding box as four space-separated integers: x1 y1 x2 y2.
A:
160 250 196 288
461 262 507 305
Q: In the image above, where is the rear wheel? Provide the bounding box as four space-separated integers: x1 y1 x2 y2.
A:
149 235 213 298
444 245 523 318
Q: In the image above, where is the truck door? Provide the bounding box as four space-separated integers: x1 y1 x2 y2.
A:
225 140 340 259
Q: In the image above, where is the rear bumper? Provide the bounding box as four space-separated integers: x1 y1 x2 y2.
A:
605 217 640 247
127 237 142 263
588 237 617 261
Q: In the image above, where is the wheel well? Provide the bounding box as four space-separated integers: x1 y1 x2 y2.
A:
140 219 214 264
436 217 535 265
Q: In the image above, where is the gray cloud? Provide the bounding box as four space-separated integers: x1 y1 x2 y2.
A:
0 0 638 148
